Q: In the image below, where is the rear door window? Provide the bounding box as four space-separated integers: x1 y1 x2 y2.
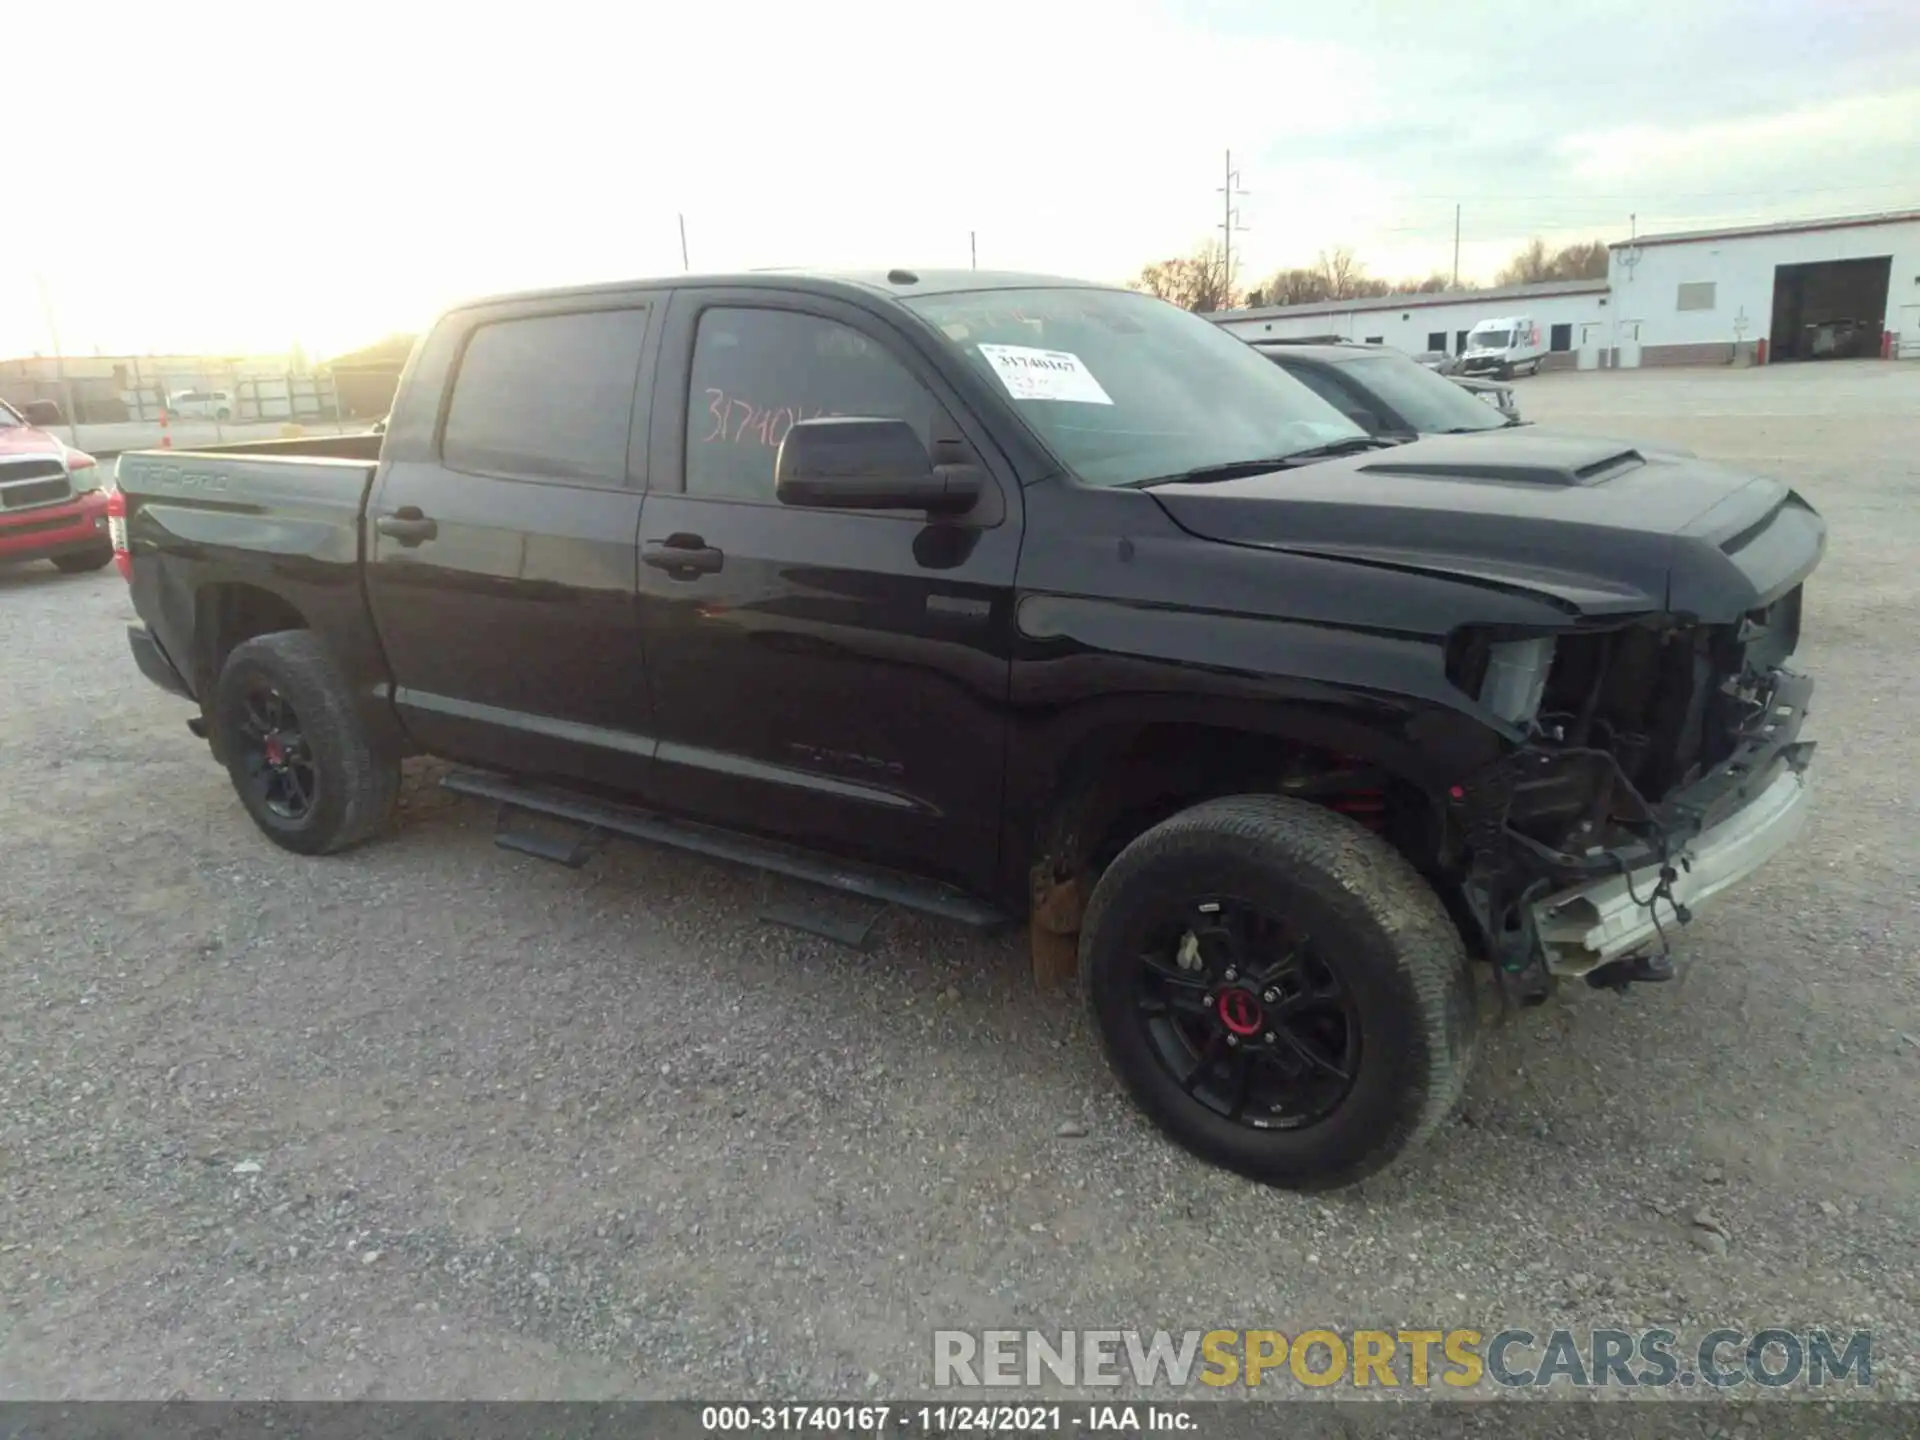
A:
443 308 652 485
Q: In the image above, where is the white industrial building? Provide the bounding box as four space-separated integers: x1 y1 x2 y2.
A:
1609 210 1920 365
1214 278 1613 370
1212 207 1920 368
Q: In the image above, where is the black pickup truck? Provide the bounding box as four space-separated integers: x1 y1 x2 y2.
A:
115 269 1822 1189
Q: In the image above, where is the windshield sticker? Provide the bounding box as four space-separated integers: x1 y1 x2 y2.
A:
975 344 1114 405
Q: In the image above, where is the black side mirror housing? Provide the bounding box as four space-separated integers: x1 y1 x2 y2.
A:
21 399 64 426
776 417 980 515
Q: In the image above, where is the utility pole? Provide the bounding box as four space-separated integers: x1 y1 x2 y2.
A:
970 231 977 270
33 271 80 445
679 214 690 272
1452 204 1461 287
1217 149 1249 300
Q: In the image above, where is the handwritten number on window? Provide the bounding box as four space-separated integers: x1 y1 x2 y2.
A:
700 389 844 450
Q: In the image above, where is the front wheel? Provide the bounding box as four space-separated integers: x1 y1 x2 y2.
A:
211 629 398 855
52 547 113 573
1079 795 1477 1190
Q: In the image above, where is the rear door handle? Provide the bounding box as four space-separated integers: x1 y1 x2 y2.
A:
375 507 437 545
643 534 724 578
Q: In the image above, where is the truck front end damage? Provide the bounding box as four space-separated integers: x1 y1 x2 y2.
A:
1446 582 1816 1000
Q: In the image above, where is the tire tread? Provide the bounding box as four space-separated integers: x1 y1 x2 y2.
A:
1079 794 1477 1188
216 630 397 854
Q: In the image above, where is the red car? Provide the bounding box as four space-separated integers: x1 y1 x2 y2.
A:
0 399 114 573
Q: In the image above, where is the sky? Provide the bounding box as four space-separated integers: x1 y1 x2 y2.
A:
5 0 1917 360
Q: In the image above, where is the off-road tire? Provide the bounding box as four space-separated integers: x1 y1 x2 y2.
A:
1079 794 1477 1190
212 629 398 856
52 547 113 573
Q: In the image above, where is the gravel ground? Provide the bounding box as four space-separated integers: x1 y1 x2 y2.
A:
1 361 1915 1407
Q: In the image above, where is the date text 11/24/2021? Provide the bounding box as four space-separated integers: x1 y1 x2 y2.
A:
700 1405 1198 1433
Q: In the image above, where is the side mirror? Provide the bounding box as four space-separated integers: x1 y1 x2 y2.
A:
22 399 64 426
775 417 980 514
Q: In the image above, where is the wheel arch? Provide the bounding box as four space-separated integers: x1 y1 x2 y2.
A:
1009 693 1500 971
191 583 312 755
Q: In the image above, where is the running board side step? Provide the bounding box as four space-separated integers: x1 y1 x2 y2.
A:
439 769 1011 932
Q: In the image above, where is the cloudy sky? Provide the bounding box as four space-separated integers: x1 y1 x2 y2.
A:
7 0 1916 358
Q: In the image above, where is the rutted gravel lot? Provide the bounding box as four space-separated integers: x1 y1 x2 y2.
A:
1 362 1915 1404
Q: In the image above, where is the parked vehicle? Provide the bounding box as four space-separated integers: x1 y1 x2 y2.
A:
114 269 1822 1190
0 398 114 573
1254 342 1521 435
1412 349 1464 376
1460 316 1547 378
167 389 235 420
1452 374 1521 423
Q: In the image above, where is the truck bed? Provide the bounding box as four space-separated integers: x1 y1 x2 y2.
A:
114 442 389 716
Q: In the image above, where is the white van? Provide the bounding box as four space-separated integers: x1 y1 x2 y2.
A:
1460 317 1547 378
166 389 235 420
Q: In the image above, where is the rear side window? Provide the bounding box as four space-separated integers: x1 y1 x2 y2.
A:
684 307 937 502
443 308 650 484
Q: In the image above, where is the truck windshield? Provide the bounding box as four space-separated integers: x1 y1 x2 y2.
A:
1334 354 1507 433
1471 330 1513 348
904 287 1364 487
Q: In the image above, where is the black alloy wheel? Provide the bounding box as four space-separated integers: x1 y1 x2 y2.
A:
1079 794 1478 1189
212 629 400 855
1134 898 1359 1131
234 682 318 821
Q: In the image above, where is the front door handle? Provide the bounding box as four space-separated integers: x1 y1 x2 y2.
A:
375 507 437 545
643 534 724 578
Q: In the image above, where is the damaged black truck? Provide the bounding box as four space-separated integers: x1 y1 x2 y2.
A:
114 271 1821 1188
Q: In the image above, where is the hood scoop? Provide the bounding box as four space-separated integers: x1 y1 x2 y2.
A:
1359 443 1645 488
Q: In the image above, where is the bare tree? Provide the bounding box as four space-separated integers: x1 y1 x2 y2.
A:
1494 238 1553 286
1548 240 1610 280
1495 237 1609 286
1316 247 1363 300
1130 240 1237 313
1249 266 1332 307
1243 259 1463 311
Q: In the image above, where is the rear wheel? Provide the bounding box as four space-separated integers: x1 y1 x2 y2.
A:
212 630 398 855
52 547 113 573
1080 794 1477 1190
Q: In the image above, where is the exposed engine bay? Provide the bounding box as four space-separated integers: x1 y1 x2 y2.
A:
1446 583 1812 1001
1452 582 1805 854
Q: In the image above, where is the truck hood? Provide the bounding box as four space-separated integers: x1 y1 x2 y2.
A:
0 424 69 459
1149 432 1825 621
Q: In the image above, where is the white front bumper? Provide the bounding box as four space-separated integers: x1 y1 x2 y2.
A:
1531 765 1813 976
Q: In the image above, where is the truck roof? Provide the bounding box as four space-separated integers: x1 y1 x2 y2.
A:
446 268 1112 315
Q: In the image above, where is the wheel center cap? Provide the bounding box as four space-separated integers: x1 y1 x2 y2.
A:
1217 988 1264 1037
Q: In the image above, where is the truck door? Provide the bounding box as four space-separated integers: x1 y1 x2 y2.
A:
365 296 660 792
634 290 1021 895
